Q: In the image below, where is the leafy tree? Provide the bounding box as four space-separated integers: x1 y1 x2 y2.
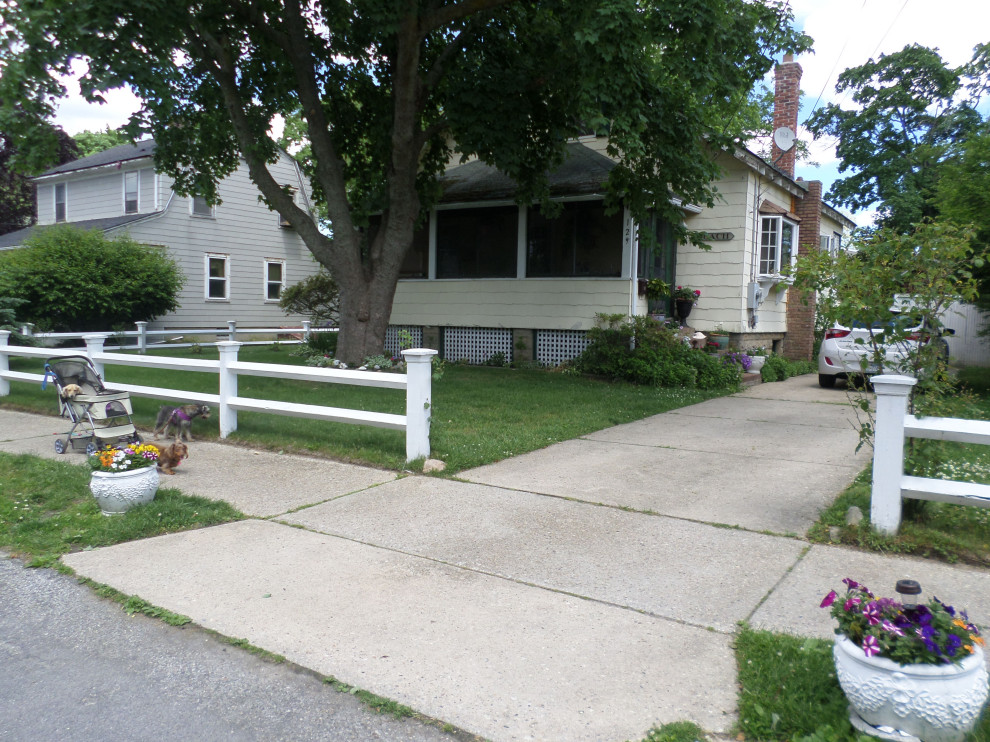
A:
794 220 985 447
0 0 808 363
73 126 132 158
278 269 340 327
0 125 78 235
0 225 184 332
806 43 988 233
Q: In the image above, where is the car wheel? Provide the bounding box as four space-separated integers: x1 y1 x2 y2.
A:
818 374 837 389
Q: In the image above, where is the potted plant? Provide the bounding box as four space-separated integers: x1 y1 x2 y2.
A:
643 278 670 319
821 578 988 742
709 323 730 350
671 285 700 324
88 443 161 516
747 347 767 372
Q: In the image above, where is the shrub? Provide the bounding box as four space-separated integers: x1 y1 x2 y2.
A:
760 354 814 382
278 269 339 326
576 314 740 390
0 225 183 332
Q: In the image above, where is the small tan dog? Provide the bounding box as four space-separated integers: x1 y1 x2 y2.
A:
153 404 211 441
60 383 83 400
155 441 189 475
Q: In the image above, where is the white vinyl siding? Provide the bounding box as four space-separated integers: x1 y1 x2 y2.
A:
264 259 285 301
206 254 230 300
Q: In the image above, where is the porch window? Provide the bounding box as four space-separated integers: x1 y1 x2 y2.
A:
526 201 622 277
206 254 229 300
54 183 66 222
436 206 517 279
759 216 797 276
124 171 139 214
264 259 285 301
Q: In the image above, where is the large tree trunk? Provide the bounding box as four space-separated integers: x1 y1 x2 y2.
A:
334 273 399 365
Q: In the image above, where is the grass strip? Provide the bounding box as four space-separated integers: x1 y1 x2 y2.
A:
5 346 729 472
0 451 243 567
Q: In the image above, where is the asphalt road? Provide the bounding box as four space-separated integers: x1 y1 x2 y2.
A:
0 556 461 742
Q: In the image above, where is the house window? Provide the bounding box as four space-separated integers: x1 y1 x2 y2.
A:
124 171 139 214
527 201 622 277
54 183 66 222
205 254 229 300
264 260 285 301
436 206 518 279
192 196 214 217
759 216 798 276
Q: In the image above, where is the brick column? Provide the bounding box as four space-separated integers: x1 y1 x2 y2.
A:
772 53 802 179
784 179 822 361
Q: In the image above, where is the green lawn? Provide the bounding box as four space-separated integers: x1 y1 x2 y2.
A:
3 345 729 472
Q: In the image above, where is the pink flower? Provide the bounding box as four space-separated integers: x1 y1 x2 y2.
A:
844 597 862 611
862 635 880 657
862 603 881 626
820 590 838 608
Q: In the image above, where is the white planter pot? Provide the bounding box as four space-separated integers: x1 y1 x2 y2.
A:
748 356 766 373
89 466 160 516
833 635 989 742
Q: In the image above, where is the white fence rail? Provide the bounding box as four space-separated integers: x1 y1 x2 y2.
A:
18 320 336 352
0 331 436 462
871 374 990 534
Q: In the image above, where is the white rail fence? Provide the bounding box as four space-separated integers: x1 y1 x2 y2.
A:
871 374 990 534
0 331 436 462
18 320 336 352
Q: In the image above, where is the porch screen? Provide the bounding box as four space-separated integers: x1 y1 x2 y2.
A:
436 206 517 279
527 201 622 277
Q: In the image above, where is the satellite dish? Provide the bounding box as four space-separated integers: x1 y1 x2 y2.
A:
773 126 796 152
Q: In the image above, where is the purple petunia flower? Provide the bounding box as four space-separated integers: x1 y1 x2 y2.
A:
842 578 861 591
862 635 880 656
844 597 862 611
881 620 905 637
820 590 837 608
863 603 881 626
934 596 956 617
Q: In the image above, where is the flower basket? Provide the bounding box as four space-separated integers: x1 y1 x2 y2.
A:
822 579 989 742
89 466 160 516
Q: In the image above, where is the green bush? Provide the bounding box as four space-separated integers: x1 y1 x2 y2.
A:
278 269 339 326
761 354 815 382
0 225 183 332
576 314 740 390
306 330 338 355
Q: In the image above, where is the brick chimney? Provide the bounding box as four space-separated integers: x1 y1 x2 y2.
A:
772 53 802 178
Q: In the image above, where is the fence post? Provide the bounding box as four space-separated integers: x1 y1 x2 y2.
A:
402 348 438 462
217 340 241 438
871 374 917 535
83 334 108 380
135 321 148 354
227 320 237 342
302 320 311 342
0 330 9 397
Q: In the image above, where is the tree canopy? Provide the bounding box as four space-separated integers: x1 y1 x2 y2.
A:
806 43 989 234
0 124 77 236
73 126 132 158
0 0 808 362
0 225 184 333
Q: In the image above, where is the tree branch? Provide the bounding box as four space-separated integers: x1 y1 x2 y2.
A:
419 0 518 36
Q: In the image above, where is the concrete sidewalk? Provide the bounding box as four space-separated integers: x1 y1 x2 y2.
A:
4 376 990 742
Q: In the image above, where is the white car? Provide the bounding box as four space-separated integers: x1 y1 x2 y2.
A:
817 316 948 388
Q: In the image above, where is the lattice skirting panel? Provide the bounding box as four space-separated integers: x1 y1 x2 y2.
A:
536 330 590 367
384 326 424 357
442 327 513 365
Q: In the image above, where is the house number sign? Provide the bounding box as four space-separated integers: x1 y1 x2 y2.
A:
701 231 734 241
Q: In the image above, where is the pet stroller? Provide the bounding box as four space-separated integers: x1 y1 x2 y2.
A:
44 356 142 455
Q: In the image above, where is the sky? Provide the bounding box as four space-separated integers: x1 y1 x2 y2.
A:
50 0 989 227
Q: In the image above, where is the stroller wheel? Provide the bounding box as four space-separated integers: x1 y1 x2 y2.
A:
54 439 66 454
85 441 98 456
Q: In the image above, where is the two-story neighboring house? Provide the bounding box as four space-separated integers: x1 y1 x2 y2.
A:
0 139 322 330
385 55 855 365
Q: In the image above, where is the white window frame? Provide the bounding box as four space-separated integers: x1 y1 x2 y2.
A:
759 215 798 277
123 171 139 214
54 182 67 223
205 254 230 301
191 195 215 218
263 259 285 302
